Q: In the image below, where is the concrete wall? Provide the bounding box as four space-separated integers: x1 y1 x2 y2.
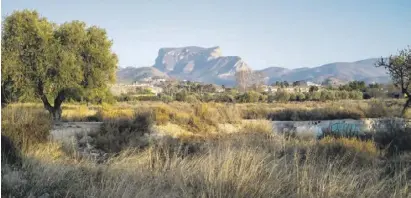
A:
272 118 408 139
49 118 408 143
50 122 103 144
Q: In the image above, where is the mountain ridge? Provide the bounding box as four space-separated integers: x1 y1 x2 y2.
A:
117 46 390 85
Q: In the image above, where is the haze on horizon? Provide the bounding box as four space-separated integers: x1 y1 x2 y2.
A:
2 0 411 69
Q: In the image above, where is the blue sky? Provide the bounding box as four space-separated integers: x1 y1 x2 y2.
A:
2 0 411 69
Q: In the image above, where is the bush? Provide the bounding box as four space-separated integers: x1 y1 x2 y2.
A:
237 91 260 103
275 91 290 102
1 106 52 152
336 90 349 100
289 93 297 101
185 94 199 103
158 94 174 103
373 119 411 156
295 92 306 101
267 94 276 103
318 137 378 166
135 95 160 101
349 91 363 100
320 90 335 101
175 90 188 102
153 106 172 125
95 111 153 153
267 107 365 121
214 93 235 103
1 135 22 166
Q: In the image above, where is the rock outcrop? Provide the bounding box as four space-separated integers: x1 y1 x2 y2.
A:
153 46 251 85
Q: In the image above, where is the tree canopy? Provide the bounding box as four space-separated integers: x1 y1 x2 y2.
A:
376 46 411 116
1 10 118 119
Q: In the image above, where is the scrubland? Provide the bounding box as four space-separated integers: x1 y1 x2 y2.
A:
2 100 411 197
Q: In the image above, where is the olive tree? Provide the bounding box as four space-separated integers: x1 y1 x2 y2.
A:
376 47 411 116
2 10 118 120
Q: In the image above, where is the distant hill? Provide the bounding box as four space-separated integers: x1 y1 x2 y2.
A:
116 46 390 85
258 58 389 85
116 66 168 84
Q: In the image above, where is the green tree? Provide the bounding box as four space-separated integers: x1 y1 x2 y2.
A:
1 10 118 119
348 81 366 91
309 86 319 92
275 91 290 102
376 47 411 116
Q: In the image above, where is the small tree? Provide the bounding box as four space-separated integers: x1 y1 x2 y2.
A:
235 69 252 92
309 86 319 92
2 10 118 119
235 69 265 92
376 47 411 116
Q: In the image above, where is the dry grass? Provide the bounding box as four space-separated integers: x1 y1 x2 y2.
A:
2 134 410 198
2 101 411 197
1 105 52 152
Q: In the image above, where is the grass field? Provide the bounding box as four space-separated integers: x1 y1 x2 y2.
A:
2 100 411 197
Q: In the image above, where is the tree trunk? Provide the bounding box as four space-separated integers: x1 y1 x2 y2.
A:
39 90 65 121
50 105 62 121
401 98 411 117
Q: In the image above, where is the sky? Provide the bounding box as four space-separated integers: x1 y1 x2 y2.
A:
2 0 411 69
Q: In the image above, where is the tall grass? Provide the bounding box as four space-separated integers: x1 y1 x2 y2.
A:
1 105 51 152
2 133 410 197
2 101 410 197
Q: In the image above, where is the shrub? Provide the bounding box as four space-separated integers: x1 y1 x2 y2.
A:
289 93 297 101
175 90 188 102
349 91 363 100
95 111 153 153
259 94 268 102
336 90 349 100
237 91 260 103
373 119 411 156
275 91 290 102
185 94 199 103
241 106 270 119
159 94 174 103
215 93 235 103
135 95 160 101
318 137 378 166
1 135 22 166
1 106 52 152
267 94 276 103
295 92 306 101
267 107 365 121
153 106 172 125
320 90 335 101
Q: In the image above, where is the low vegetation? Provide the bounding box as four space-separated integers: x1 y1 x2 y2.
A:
2 103 411 197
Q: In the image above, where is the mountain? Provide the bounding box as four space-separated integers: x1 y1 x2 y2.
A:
116 66 169 84
116 46 390 85
153 46 251 85
259 58 389 85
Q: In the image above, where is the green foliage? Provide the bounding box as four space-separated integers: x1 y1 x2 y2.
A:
1 10 118 117
295 92 306 101
320 90 336 101
274 91 291 102
175 90 188 102
338 81 366 91
349 91 363 100
214 93 235 103
309 86 319 92
237 91 261 103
